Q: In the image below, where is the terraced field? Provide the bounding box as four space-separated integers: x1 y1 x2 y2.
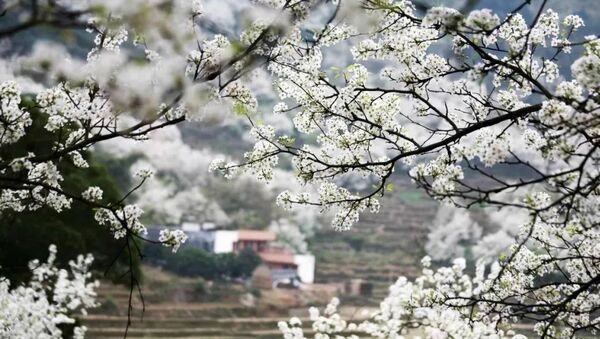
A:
311 180 437 301
85 315 305 338
83 266 349 338
85 315 378 339
84 281 372 338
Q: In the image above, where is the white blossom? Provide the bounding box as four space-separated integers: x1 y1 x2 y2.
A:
158 228 188 252
82 186 103 202
0 245 97 339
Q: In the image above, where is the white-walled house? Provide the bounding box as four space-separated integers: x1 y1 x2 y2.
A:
206 229 315 284
213 230 239 253
149 226 317 285
293 254 315 284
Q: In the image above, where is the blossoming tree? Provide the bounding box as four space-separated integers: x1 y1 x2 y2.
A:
1 0 600 338
210 1 600 338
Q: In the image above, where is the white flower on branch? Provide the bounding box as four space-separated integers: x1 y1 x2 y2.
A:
0 245 97 338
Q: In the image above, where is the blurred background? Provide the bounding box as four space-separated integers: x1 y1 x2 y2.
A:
1 0 598 337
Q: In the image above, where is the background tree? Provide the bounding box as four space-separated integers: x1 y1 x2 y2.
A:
144 246 261 280
0 105 139 284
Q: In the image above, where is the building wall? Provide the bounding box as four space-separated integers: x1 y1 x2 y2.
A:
233 240 268 253
181 222 201 232
266 262 297 270
211 230 316 285
213 231 239 253
294 254 315 284
185 230 215 251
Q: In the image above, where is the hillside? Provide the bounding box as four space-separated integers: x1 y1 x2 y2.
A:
310 179 437 302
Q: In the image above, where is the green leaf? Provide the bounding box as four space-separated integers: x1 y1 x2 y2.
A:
232 102 248 116
385 183 394 193
230 41 245 54
278 135 295 146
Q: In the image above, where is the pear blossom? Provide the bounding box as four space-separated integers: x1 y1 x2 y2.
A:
0 245 97 339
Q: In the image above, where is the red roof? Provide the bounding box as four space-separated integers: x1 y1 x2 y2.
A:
259 251 297 266
237 230 276 242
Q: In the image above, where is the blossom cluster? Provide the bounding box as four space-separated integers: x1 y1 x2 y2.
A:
280 257 529 339
0 81 30 145
0 245 98 339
